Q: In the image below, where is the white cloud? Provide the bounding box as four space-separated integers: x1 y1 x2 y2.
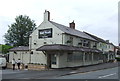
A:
0 0 119 45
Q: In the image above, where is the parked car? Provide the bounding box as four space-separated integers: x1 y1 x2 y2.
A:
0 57 7 69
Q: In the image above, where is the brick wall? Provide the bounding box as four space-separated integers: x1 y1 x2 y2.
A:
7 63 47 70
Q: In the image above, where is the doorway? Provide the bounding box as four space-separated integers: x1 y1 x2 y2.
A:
51 54 57 65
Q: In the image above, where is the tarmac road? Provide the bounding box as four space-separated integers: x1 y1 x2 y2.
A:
55 67 119 79
1 62 119 81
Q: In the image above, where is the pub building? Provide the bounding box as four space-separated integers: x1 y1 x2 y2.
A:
9 11 115 69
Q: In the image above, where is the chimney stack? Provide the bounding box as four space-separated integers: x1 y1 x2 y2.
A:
69 20 75 29
106 40 109 43
44 10 50 21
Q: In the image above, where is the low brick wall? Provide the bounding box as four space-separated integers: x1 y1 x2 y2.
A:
7 63 47 70
7 63 24 69
28 64 47 70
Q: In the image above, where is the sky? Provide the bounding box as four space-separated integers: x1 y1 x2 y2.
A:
0 0 119 45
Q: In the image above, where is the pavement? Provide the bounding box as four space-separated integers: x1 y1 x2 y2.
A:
56 67 118 79
60 61 119 76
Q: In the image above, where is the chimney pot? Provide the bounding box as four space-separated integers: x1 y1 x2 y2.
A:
69 20 75 29
106 40 109 43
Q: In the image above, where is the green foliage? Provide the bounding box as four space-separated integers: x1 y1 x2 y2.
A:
4 15 36 46
0 44 13 54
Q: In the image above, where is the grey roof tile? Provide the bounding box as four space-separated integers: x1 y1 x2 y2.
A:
9 46 29 51
84 32 107 43
50 21 96 41
36 44 102 53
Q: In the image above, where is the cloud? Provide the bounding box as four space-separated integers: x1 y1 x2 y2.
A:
0 0 119 45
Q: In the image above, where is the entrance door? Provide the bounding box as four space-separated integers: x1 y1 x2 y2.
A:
47 54 57 69
51 54 57 68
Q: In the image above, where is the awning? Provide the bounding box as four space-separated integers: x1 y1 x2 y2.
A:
36 44 102 53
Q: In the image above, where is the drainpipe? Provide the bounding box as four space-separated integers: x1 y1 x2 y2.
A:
62 34 63 44
29 36 32 63
83 52 85 66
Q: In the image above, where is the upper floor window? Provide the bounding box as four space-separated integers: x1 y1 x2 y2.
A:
100 43 102 47
66 36 73 46
93 43 97 48
83 40 90 47
38 28 52 38
109 45 110 48
78 39 83 47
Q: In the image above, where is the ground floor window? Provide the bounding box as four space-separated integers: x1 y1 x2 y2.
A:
67 52 73 62
67 52 103 62
67 52 83 62
85 52 92 62
93 53 99 61
109 54 115 60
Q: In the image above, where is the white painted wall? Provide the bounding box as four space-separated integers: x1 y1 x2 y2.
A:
9 52 13 63
29 20 64 64
30 21 64 50
30 51 47 64
9 51 30 64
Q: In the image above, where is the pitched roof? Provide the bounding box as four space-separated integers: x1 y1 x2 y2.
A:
9 46 29 51
50 21 96 41
36 44 102 53
84 32 107 43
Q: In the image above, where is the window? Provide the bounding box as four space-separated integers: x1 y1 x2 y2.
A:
93 43 97 48
67 53 73 62
100 43 102 47
69 37 73 45
67 52 83 62
106 45 107 48
66 36 73 46
78 39 83 47
83 40 90 47
85 53 92 61
38 28 52 38
73 52 83 61
109 45 110 48
93 53 98 61
85 53 89 61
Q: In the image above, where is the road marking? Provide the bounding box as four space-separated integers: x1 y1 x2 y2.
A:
70 71 77 73
98 73 116 79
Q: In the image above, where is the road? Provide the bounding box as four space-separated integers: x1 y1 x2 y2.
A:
55 67 119 79
1 67 119 80
1 69 71 79
1 62 119 81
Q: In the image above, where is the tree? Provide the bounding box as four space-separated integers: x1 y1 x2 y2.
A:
4 15 36 46
0 44 13 54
